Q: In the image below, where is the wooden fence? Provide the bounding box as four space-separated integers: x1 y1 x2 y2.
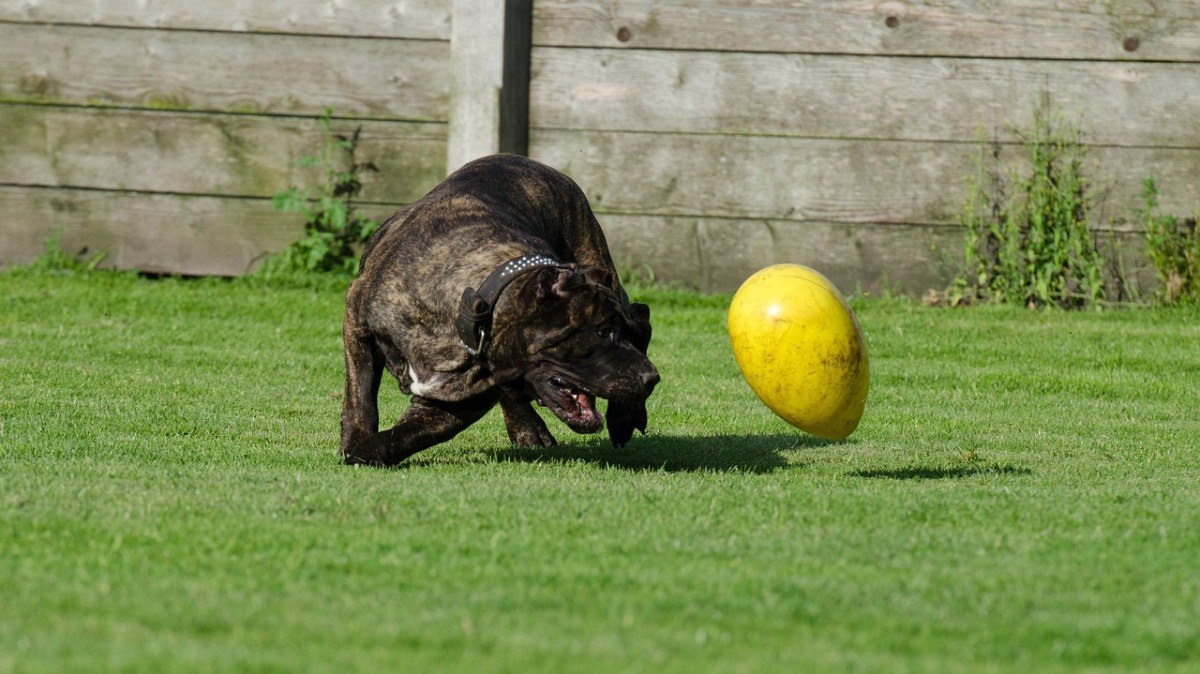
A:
3 1 1199 293
0 1 450 276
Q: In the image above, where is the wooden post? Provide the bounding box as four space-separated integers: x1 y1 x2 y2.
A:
446 0 532 174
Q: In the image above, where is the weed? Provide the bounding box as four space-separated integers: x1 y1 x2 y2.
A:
953 100 1107 309
26 230 107 273
1137 177 1200 305
618 263 660 289
258 108 380 277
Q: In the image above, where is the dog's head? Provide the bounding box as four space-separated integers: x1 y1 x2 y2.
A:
492 266 659 434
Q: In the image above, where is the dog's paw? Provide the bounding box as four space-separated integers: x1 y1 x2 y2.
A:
508 423 558 448
605 401 647 448
341 435 390 467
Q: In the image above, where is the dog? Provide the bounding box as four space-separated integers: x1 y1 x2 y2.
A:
340 154 659 466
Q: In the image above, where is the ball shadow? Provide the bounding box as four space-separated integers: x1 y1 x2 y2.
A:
848 464 1032 480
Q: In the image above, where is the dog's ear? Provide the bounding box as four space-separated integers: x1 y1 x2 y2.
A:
581 266 615 290
630 302 650 323
625 302 652 352
536 267 584 300
536 265 615 300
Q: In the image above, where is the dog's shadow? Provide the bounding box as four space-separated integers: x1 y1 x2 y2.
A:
490 433 838 474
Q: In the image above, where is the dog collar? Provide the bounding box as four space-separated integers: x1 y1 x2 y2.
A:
456 254 568 358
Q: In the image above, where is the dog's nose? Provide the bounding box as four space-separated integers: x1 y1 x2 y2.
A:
641 369 660 392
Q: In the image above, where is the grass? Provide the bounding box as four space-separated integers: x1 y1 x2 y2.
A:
2 268 1199 673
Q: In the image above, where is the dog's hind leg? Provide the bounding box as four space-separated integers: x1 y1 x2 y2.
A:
499 387 557 448
343 392 501 466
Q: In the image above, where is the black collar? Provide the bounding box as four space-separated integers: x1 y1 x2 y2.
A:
456 254 569 358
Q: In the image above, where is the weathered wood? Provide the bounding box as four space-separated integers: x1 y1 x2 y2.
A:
533 0 1200 62
2 1 1193 294
0 186 398 276
530 47 1200 148
0 0 451 40
0 23 449 120
446 0 532 171
530 130 1200 227
598 215 961 294
0 184 1155 293
596 214 1156 295
0 104 447 203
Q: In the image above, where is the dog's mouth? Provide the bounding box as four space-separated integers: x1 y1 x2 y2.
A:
538 375 603 433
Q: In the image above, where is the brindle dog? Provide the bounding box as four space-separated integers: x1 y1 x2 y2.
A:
340 154 660 466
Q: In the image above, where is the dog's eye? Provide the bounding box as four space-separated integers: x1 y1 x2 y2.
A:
599 327 617 343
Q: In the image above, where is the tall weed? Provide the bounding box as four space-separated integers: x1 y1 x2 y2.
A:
258 108 380 278
27 231 107 274
955 102 1106 309
1138 178 1200 305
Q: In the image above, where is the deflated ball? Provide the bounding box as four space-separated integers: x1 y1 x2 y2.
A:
727 264 869 440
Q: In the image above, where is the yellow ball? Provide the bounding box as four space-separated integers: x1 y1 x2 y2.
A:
727 264 869 440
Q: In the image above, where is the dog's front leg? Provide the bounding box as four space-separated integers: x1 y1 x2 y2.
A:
341 321 384 457
499 387 557 448
343 392 501 467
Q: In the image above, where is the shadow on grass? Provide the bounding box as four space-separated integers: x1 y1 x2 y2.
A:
849 464 1032 480
491 433 840 474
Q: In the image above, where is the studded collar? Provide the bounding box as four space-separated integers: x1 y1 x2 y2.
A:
455 254 569 358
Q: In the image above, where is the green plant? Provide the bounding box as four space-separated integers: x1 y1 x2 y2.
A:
954 101 1107 308
1138 177 1200 305
28 230 107 273
259 108 380 277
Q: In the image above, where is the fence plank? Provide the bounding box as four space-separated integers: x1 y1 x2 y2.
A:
1 105 447 203
0 187 296 275
598 214 1154 295
531 130 1200 227
533 0 1200 62
446 0 532 171
530 47 1200 147
599 215 961 294
0 23 449 120
0 0 450 40
0 186 398 276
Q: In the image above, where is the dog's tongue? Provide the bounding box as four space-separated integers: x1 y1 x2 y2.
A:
575 391 598 422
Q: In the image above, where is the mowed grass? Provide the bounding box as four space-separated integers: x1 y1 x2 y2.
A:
1 268 1198 673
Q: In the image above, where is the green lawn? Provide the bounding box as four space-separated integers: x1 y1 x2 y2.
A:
1 268 1198 673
